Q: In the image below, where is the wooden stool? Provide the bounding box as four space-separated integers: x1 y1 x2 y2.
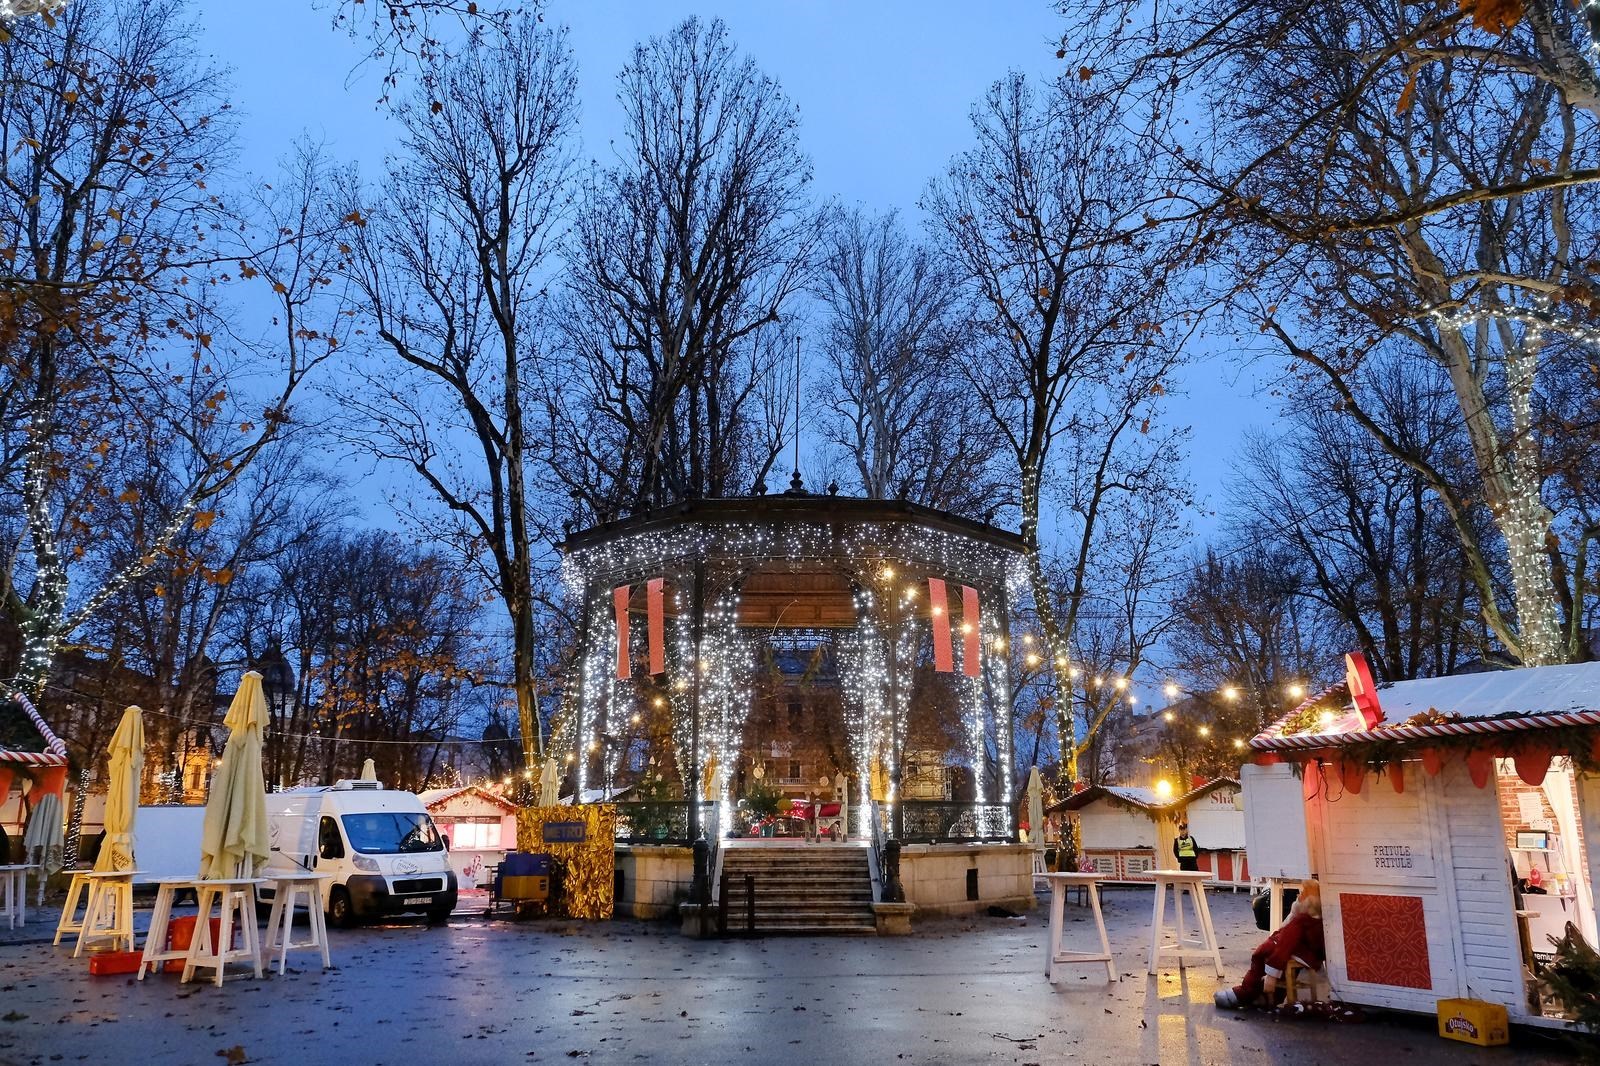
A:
262 873 332 975
1032 850 1049 891
1148 869 1224 976
182 879 264 986
73 870 138 957
1282 958 1322 1003
138 878 198 980
1043 872 1116 982
53 871 93 946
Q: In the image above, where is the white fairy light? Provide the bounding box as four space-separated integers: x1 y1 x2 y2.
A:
1421 299 1566 664
560 515 1027 834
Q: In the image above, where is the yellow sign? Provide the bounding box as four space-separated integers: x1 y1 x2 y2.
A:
517 804 615 919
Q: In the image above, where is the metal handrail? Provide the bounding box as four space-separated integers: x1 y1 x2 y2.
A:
613 800 718 846
867 797 886 901
895 800 1014 844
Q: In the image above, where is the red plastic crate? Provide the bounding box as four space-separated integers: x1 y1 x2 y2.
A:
87 950 143 976
163 916 227 973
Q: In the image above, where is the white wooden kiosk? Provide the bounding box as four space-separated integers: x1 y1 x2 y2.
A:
1249 656 1600 1030
1050 778 1249 887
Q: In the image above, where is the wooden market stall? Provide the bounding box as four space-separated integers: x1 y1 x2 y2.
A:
1049 778 1248 887
419 785 521 889
1247 656 1600 1028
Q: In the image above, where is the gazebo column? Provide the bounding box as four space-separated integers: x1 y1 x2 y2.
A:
992 585 1016 829
686 561 705 840
573 580 607 798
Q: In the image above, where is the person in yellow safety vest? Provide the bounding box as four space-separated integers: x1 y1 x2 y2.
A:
1173 820 1200 871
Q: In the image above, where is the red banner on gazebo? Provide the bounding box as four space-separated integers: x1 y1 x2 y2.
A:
962 585 981 677
647 578 665 675
614 585 631 680
929 577 953 673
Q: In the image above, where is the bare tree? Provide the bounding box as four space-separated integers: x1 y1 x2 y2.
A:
339 14 578 768
812 206 1007 517
551 17 814 516
1226 368 1493 680
925 72 1191 802
1070 0 1600 664
0 2 341 699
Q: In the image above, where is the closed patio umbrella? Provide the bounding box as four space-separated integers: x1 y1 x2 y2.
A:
199 672 270 879
95 705 145 871
538 758 560 807
21 790 63 877
1026 767 1044 849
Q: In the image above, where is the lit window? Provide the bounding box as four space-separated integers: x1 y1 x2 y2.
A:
450 819 502 850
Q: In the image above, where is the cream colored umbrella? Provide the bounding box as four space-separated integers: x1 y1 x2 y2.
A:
199 672 270 879
22 790 64 878
538 757 560 807
1026 767 1045 849
95 705 145 871
359 757 377 782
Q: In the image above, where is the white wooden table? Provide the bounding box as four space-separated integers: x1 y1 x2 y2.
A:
1042 872 1116 982
0 864 38 929
73 870 141 957
138 877 199 980
181 878 264 986
1148 869 1224 975
261 872 332 975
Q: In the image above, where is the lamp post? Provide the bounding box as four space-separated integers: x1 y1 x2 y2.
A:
256 639 295 790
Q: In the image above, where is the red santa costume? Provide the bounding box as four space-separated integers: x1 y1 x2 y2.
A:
1215 881 1324 1009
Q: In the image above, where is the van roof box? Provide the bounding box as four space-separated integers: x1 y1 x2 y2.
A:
331 779 383 791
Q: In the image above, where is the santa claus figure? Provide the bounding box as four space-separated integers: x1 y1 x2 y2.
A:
1215 879 1324 1009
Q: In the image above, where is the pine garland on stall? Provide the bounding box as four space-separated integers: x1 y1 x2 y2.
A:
1534 923 1600 1059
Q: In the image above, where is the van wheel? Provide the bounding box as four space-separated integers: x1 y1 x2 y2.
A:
328 886 356 929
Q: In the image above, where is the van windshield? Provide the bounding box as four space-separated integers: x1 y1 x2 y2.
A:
340 812 444 854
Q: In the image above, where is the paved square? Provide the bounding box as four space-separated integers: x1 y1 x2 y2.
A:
0 890 1574 1065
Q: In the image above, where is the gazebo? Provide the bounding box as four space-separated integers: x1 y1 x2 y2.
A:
558 492 1029 845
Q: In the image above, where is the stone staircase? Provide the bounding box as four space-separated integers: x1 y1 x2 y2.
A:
717 845 876 935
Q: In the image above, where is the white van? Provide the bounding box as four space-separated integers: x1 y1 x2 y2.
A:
263 780 458 926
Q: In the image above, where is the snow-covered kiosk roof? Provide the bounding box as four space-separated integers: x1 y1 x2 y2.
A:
1252 661 1600 758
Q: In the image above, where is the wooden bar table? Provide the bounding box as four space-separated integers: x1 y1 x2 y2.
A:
181 878 264 986
0 864 38 930
1041 872 1116 983
1148 869 1224 976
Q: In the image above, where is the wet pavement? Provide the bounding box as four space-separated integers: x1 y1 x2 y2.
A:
0 889 1579 1065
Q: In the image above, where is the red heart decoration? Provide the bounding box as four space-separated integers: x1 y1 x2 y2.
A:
1388 762 1405 793
1340 759 1364 795
1466 748 1495 789
1420 748 1444 776
1515 743 1554 787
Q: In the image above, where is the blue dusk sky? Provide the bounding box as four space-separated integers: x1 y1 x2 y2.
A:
192 1 1272 541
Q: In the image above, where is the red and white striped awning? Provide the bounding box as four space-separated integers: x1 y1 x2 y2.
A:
1251 667 1600 759
1251 708 1600 756
0 690 68 767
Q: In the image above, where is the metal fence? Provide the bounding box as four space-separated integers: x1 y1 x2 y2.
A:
612 801 718 846
895 800 1014 844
